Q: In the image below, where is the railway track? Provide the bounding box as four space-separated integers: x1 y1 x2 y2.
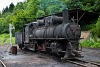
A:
31 51 100 67
0 60 6 67
67 59 100 67
37 53 100 67
22 49 100 67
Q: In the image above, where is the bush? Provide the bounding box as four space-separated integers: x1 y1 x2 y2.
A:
0 34 15 45
80 22 96 31
96 16 100 37
80 37 100 48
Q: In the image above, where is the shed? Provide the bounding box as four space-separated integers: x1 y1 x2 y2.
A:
37 9 99 25
69 9 99 25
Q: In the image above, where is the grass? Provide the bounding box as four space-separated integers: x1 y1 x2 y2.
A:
0 34 15 45
80 37 100 48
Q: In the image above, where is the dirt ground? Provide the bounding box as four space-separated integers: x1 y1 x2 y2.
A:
0 45 100 67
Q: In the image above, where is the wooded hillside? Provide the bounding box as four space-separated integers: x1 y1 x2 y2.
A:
0 0 100 35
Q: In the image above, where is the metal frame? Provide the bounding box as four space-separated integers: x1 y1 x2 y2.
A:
76 10 85 25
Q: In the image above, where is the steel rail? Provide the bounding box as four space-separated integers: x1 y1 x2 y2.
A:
67 60 87 67
67 59 100 67
77 59 100 67
0 60 6 67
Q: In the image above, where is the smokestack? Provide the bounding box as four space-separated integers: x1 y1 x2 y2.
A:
63 9 69 24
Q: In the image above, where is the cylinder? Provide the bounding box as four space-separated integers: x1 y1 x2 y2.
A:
37 20 45 26
52 16 63 24
11 46 17 54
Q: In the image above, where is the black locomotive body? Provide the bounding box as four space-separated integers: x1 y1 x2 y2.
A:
15 10 82 59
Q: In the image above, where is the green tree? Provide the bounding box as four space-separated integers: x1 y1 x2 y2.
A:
96 16 100 37
36 10 45 18
9 3 15 12
0 18 9 33
14 2 27 11
12 9 27 32
93 0 100 13
39 0 66 15
2 6 9 14
25 0 39 21
82 3 94 12
66 0 83 9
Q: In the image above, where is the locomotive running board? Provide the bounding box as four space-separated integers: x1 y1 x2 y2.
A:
30 38 66 40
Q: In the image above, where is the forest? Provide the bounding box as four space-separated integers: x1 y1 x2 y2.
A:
0 0 100 48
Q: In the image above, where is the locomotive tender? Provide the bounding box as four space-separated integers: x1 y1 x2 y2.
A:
15 10 82 59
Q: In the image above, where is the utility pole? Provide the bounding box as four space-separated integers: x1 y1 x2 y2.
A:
9 24 17 54
9 24 15 46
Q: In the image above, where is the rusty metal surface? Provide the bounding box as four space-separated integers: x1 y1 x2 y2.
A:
10 46 17 54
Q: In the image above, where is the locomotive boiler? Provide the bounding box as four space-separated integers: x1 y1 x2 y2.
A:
15 10 82 59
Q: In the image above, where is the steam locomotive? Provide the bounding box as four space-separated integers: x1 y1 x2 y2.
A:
15 10 82 59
